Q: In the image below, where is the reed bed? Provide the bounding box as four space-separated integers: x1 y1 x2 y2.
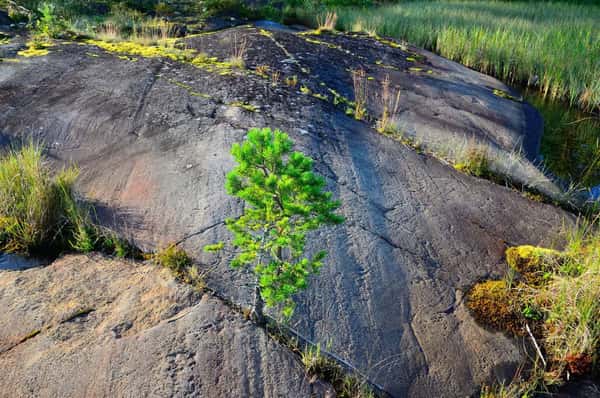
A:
326 1 600 111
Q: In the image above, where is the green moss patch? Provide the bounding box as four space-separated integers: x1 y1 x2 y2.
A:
506 245 564 285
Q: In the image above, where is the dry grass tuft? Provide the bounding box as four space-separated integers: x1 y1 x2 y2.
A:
316 12 338 32
352 68 368 121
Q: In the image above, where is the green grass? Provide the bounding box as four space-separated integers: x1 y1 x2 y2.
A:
0 143 139 258
311 1 600 112
0 144 79 254
152 243 205 289
301 343 375 398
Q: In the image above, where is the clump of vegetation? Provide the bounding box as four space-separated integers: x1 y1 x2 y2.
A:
205 128 344 322
315 11 337 32
0 143 79 254
0 143 139 258
505 245 564 285
469 219 600 393
284 74 298 88
351 68 368 121
375 74 400 134
454 146 491 178
16 41 50 57
153 243 191 274
227 34 247 69
153 244 205 289
35 2 71 39
467 280 524 335
301 344 374 398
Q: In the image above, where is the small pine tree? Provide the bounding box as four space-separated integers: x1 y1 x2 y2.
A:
205 128 344 322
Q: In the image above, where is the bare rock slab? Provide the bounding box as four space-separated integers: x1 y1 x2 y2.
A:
0 255 326 398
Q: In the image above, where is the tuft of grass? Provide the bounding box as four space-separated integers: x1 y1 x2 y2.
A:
375 74 401 134
316 11 338 32
454 146 491 178
0 143 141 258
0 144 78 254
351 68 368 121
153 244 191 274
301 343 375 397
152 243 204 290
534 224 600 378
301 343 342 381
285 75 298 88
228 34 248 69
255 64 270 77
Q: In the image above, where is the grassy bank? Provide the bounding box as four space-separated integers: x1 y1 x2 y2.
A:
299 1 600 112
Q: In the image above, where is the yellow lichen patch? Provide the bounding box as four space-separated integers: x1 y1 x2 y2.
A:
312 92 328 101
86 39 193 62
86 39 235 75
17 41 52 58
466 280 524 335
17 47 50 57
165 78 211 99
373 35 408 51
409 67 423 72
117 55 138 62
300 85 311 95
258 29 273 38
493 88 522 102
302 36 343 50
377 63 400 70
229 101 258 112
506 245 564 285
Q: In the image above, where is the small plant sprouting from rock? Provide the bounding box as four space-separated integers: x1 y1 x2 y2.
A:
153 244 205 289
352 68 368 121
316 12 338 33
376 74 401 134
228 34 248 69
454 145 491 178
285 75 298 88
302 343 375 398
204 128 344 322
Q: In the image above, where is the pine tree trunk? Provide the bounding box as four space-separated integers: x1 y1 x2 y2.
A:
251 277 265 325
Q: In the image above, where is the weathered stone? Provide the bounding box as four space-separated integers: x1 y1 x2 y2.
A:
0 26 573 396
0 255 330 397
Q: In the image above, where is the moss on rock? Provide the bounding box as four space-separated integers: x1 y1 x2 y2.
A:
466 279 523 335
506 245 563 285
